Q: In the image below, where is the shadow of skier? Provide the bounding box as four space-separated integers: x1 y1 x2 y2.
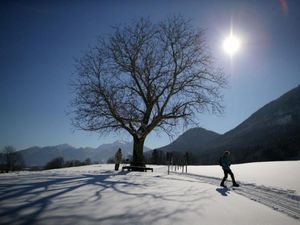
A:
216 187 231 196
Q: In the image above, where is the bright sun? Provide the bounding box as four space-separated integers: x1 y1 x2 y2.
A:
223 34 241 56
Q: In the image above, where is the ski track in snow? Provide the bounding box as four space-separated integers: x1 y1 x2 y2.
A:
172 171 300 220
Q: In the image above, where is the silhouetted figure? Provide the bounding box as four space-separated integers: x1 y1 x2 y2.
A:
114 148 122 171
219 151 239 187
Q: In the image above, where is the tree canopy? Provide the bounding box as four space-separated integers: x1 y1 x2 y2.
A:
71 16 226 166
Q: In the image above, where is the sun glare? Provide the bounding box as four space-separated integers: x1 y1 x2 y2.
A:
223 34 241 56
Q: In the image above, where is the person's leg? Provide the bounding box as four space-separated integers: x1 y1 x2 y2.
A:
115 163 119 171
228 169 239 186
220 169 228 186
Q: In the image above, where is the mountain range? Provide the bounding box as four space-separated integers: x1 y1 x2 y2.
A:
19 141 151 167
19 85 300 166
159 85 300 164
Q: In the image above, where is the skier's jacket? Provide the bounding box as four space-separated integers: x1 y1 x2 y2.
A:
219 155 231 171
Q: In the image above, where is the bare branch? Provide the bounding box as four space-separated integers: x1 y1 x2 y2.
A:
70 16 227 165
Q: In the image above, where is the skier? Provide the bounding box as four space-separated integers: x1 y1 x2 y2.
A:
114 148 122 171
219 151 239 187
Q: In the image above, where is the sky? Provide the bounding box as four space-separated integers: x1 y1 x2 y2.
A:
0 0 300 150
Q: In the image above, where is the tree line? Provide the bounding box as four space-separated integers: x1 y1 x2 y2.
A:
0 146 25 173
0 145 195 173
44 157 92 170
0 146 94 172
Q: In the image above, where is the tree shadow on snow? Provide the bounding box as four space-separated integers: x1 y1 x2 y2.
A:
0 171 138 225
0 170 211 225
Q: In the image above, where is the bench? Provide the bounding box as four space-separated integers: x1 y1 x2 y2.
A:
122 166 153 172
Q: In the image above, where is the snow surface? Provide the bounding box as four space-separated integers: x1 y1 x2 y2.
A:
187 160 300 194
0 161 299 225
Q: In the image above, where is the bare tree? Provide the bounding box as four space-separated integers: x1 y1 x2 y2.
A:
71 16 226 167
0 146 25 172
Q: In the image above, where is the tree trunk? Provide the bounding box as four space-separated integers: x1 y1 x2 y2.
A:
131 137 145 167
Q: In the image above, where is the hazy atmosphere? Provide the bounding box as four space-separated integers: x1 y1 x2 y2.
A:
1 0 300 150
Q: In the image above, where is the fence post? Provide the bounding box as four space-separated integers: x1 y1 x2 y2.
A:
167 152 173 175
184 152 189 173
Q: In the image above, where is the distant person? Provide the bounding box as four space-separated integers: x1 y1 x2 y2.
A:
219 151 239 187
114 148 122 171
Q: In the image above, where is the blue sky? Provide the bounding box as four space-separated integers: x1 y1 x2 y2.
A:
1 0 300 150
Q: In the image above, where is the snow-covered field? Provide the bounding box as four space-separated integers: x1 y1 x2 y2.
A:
0 161 299 225
187 161 300 194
